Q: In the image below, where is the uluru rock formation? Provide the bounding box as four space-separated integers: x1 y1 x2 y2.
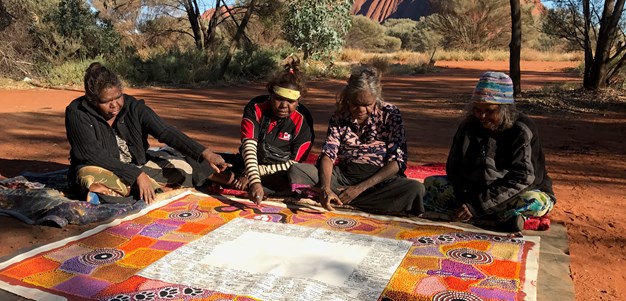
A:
352 0 545 23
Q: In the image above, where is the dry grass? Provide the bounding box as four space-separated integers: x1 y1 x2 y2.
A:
336 49 581 77
341 49 583 62
338 48 367 63
332 50 439 76
364 55 392 73
0 77 38 89
433 49 582 62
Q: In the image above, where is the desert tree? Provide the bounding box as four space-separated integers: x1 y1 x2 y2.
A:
92 0 207 50
218 0 257 78
0 0 37 77
426 0 510 51
346 15 400 52
283 0 352 60
21 0 121 64
544 0 626 89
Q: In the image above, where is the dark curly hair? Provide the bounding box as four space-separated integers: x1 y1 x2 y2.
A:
83 62 122 103
266 56 307 98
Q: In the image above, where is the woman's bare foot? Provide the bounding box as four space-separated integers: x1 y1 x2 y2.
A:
88 183 120 196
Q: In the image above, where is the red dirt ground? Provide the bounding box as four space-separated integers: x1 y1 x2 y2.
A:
1 61 624 300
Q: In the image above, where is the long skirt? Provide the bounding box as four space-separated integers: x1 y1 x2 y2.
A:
289 162 425 215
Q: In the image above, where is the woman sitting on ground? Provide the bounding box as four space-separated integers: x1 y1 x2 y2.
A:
423 71 556 232
289 66 425 215
218 57 314 205
65 62 230 204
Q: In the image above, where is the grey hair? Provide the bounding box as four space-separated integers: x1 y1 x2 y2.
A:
465 102 519 131
336 65 384 113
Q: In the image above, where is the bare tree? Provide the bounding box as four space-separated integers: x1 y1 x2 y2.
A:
181 0 206 49
545 0 626 90
510 0 522 96
587 0 626 89
205 0 221 46
427 0 510 51
218 0 257 78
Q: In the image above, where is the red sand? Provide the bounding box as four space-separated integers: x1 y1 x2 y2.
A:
1 61 624 300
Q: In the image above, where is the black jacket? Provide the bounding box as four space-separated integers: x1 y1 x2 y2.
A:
446 113 555 217
65 94 206 185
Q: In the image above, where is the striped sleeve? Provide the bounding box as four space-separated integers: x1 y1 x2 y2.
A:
242 139 261 185
258 160 296 176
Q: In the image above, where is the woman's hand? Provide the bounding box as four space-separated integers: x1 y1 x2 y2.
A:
454 204 473 222
337 185 365 205
201 149 231 173
319 188 342 211
233 174 249 191
136 172 159 204
248 182 264 205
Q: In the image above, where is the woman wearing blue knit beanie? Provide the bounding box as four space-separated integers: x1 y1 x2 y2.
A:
423 71 556 232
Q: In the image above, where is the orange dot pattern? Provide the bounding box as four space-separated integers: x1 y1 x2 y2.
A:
0 193 537 300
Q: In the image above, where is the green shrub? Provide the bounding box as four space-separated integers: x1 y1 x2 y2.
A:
383 18 420 50
345 15 387 52
122 48 216 85
267 45 300 63
43 57 104 86
227 47 278 80
380 36 402 53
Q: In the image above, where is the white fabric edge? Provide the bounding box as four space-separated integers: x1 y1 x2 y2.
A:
522 235 541 301
0 189 195 301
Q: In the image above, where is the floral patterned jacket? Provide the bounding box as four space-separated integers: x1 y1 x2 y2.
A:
321 102 408 173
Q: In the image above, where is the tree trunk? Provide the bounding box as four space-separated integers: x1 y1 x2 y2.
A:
183 0 204 50
218 0 257 79
205 0 221 47
303 46 310 61
581 0 594 86
585 0 626 90
509 0 522 97
0 0 14 31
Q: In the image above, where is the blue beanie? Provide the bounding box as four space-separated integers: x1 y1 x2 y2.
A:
471 72 514 104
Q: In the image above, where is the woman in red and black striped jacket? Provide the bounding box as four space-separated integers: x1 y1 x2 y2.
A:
220 57 314 204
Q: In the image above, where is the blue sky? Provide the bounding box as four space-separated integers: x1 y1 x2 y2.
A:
542 1 555 9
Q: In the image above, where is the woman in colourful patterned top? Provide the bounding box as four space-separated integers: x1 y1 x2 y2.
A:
216 57 314 204
289 66 425 215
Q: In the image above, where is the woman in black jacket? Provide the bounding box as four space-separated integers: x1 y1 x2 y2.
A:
424 72 556 232
65 62 229 204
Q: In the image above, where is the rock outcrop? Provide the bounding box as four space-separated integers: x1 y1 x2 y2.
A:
352 0 545 23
